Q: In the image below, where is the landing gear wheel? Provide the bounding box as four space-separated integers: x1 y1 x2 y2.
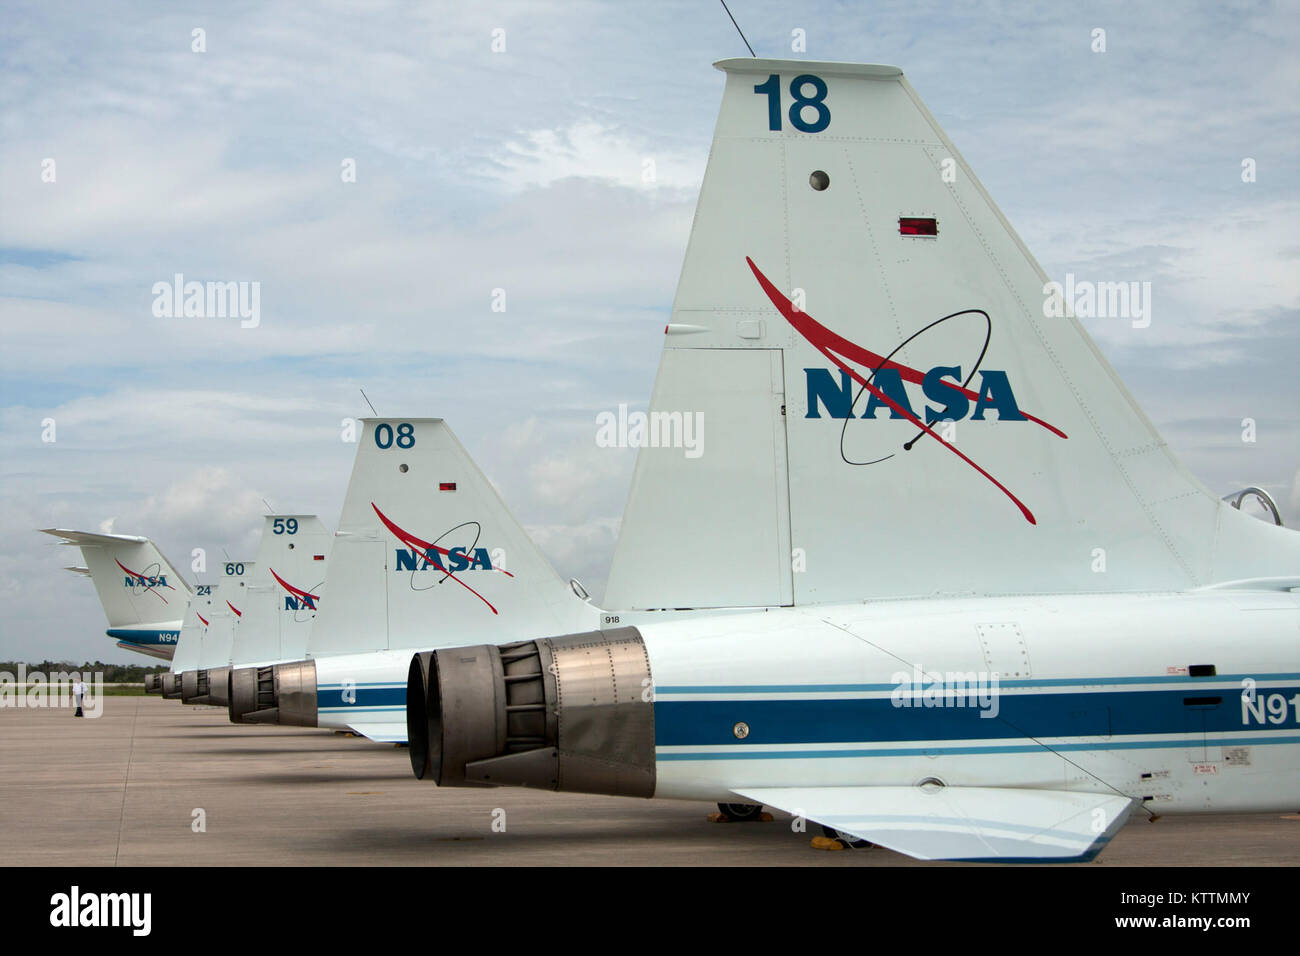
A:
820 824 872 849
717 802 764 822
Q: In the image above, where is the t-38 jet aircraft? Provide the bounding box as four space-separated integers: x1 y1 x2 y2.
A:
225 418 597 742
159 515 330 710
401 59 1300 862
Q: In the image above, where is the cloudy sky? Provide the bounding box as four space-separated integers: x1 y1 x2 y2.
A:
2 1 1296 663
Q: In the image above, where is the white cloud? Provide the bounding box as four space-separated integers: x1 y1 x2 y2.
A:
491 121 705 192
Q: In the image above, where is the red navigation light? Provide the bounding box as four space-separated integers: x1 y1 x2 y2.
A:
899 217 938 236
439 482 457 491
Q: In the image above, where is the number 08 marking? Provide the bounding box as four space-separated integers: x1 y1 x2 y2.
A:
374 422 415 449
753 73 830 133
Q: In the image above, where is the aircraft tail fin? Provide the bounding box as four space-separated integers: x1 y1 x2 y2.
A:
603 59 1300 609
227 517 332 666
41 528 193 627
307 418 596 658
191 561 255 670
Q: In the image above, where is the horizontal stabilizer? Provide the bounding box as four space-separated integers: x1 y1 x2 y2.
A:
734 785 1134 862
115 641 174 661
42 529 149 546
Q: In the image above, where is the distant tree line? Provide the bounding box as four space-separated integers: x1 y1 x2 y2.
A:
0 660 166 682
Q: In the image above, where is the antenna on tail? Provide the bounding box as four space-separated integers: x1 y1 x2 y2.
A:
719 0 757 57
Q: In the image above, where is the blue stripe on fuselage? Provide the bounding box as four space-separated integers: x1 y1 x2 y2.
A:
317 685 405 709
652 686 1300 746
106 627 179 646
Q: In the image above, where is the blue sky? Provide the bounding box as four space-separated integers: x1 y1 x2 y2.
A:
1 0 1297 661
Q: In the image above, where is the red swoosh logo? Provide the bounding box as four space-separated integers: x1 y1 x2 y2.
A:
270 568 320 607
371 503 511 615
226 601 242 617
197 613 210 627
747 257 1062 524
115 558 175 604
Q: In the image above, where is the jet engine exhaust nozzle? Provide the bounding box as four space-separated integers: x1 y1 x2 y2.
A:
228 660 317 726
160 673 183 699
180 669 217 705
206 667 231 707
407 627 655 797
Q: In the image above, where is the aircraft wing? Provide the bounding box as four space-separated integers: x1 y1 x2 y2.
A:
733 786 1135 862
345 721 407 743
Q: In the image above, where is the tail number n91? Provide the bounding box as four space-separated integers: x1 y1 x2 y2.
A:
1242 691 1300 725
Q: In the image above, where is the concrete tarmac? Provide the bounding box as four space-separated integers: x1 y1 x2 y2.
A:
2 696 1297 866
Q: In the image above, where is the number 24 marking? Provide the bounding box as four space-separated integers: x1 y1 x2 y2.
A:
753 74 830 133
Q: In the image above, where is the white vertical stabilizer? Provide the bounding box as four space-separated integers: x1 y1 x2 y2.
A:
170 584 218 674
307 418 596 658
604 59 1299 608
41 529 192 626
195 561 255 670
228 517 331 666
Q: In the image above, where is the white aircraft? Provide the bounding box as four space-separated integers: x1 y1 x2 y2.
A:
399 58 1300 862
167 560 256 705
40 529 192 663
227 418 597 741
164 515 330 714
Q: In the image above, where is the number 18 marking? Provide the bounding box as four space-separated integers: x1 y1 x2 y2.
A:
753 73 830 133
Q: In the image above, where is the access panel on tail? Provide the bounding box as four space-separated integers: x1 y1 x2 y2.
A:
307 418 595 658
227 517 331 666
604 59 1299 609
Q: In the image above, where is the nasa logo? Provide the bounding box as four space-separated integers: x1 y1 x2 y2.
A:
394 547 494 573
114 559 175 603
270 569 319 612
747 256 1069 525
372 502 514 615
122 574 169 587
805 367 1025 423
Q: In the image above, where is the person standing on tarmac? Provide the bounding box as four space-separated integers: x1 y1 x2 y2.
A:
72 676 86 717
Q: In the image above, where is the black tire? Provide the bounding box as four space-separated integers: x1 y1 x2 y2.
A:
717 802 764 822
820 824 872 849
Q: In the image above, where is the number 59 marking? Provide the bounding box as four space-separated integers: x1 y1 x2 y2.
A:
753 73 830 133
